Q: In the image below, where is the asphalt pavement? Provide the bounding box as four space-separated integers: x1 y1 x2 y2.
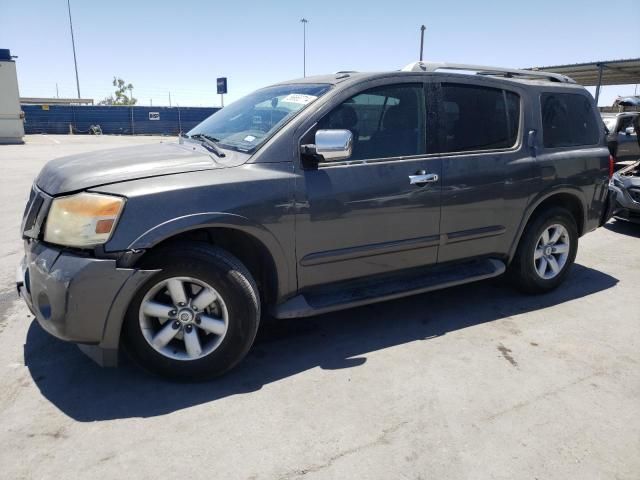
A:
0 135 638 480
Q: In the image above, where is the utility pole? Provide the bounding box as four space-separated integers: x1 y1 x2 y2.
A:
169 91 172 107
67 0 81 98
55 83 59 98
300 18 308 77
419 25 426 61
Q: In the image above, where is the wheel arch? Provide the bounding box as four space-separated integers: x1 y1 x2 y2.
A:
508 187 586 263
127 212 292 305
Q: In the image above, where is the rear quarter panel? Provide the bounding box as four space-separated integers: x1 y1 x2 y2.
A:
508 86 609 259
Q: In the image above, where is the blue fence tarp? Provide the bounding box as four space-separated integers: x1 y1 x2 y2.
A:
21 105 220 135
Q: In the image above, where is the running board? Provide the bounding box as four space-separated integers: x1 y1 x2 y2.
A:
272 258 506 319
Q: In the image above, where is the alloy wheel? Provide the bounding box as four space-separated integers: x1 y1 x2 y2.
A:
138 276 228 361
533 224 570 280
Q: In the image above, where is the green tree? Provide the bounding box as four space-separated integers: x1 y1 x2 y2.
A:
99 77 137 105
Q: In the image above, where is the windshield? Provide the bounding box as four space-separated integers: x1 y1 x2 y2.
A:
188 83 331 153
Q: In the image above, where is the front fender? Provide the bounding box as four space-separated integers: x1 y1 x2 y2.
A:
126 212 292 303
128 212 275 249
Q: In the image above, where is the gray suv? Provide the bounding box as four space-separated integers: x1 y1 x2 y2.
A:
17 62 613 380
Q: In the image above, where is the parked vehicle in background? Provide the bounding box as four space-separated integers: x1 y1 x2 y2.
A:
603 112 640 164
17 62 613 380
610 159 640 223
613 96 640 108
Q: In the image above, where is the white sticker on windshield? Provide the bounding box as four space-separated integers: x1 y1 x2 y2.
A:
244 135 256 142
281 93 318 105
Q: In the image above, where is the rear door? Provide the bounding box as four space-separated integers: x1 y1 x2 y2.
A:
294 80 442 289
433 80 531 263
616 115 640 162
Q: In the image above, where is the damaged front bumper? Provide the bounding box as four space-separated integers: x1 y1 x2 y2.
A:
610 162 640 224
17 240 157 366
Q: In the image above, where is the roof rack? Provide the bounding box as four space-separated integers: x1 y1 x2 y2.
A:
401 61 575 83
334 71 356 80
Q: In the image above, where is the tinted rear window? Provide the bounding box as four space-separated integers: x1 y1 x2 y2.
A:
439 84 520 153
541 93 599 148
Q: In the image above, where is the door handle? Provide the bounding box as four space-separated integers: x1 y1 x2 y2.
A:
409 172 439 186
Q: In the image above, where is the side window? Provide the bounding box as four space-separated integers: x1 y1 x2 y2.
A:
318 84 426 160
541 93 599 148
438 84 520 153
617 116 633 132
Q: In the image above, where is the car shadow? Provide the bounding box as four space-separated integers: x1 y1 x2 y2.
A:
605 219 640 238
24 263 617 422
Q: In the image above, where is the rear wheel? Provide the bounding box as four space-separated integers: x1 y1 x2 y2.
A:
123 243 260 380
509 207 578 294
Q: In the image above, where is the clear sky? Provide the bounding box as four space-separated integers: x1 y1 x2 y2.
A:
1 0 638 107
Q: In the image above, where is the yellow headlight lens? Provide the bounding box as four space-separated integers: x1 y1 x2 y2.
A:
44 193 125 247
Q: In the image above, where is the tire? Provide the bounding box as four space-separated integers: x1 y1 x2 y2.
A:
508 207 578 294
123 242 260 381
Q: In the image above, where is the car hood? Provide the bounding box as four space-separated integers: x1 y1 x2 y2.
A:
614 159 640 187
36 141 247 195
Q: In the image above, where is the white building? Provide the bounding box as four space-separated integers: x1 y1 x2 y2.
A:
0 49 24 144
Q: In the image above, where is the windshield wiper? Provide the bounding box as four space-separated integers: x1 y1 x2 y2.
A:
189 133 226 158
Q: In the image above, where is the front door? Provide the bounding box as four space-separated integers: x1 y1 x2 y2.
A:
295 82 442 290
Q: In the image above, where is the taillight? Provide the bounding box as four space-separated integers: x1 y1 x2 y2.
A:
609 154 615 178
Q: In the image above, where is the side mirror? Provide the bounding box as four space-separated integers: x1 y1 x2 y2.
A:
314 129 353 162
625 126 635 136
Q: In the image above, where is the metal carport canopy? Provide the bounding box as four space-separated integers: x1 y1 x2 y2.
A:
528 58 640 104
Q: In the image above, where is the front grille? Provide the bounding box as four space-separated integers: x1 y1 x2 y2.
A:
628 188 640 204
21 185 49 238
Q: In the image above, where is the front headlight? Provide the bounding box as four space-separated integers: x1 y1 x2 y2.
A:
44 192 125 247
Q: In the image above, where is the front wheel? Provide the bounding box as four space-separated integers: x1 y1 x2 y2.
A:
508 207 578 294
123 243 260 380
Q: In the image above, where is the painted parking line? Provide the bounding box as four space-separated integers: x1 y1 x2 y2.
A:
44 135 61 144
